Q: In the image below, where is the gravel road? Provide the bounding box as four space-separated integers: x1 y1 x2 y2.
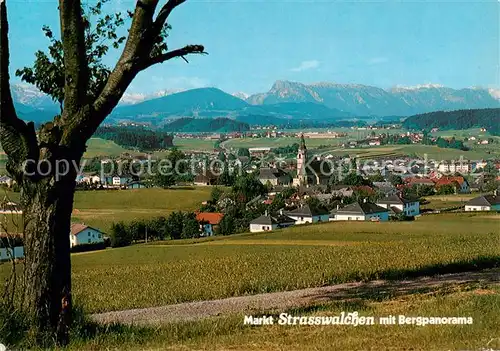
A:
91 269 499 326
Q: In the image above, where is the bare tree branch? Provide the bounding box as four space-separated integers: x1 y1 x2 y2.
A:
58 0 89 115
142 44 206 69
153 0 186 33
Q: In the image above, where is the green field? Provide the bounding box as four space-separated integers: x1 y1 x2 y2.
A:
1 211 499 350
0 187 212 234
84 137 216 159
61 212 500 314
223 136 346 150
71 187 212 233
171 137 217 151
83 138 139 158
421 194 480 210
318 144 497 160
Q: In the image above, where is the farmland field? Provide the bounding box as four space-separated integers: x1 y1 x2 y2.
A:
171 137 217 151
83 138 138 158
0 187 213 234
319 144 497 160
223 136 345 150
421 194 480 210
53 212 500 313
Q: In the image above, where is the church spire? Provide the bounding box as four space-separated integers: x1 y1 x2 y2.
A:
299 133 307 151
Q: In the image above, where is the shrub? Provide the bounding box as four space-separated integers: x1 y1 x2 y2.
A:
70 242 106 253
0 303 29 348
110 222 131 248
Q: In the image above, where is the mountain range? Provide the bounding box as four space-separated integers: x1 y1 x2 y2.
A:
247 81 499 116
10 81 500 127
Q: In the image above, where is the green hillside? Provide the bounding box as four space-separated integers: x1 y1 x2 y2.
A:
403 108 500 135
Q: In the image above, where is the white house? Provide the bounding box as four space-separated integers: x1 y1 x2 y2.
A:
330 201 389 221
438 162 471 174
376 194 420 217
76 173 101 184
250 215 279 233
70 224 105 247
465 192 500 212
285 204 330 225
249 213 296 233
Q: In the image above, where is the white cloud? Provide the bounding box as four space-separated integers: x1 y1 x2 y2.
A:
368 57 388 65
291 60 320 72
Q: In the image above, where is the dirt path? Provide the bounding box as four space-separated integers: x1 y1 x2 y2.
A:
91 269 500 326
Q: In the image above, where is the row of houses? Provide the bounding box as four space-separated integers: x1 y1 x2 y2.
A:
249 189 500 233
249 194 421 233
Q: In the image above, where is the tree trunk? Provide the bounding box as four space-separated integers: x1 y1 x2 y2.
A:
20 174 76 345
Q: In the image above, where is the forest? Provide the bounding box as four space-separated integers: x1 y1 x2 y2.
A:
93 126 174 151
403 108 500 135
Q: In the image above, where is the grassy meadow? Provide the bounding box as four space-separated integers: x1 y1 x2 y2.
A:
421 194 480 211
63 212 500 314
223 136 346 150
83 138 138 158
71 187 212 233
0 187 213 234
319 144 497 160
171 137 217 151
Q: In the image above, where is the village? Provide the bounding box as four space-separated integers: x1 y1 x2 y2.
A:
1 133 499 261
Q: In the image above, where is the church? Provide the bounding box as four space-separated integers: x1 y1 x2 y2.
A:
292 134 331 187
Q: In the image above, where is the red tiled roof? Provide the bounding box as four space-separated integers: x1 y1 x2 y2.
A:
353 185 375 195
195 212 224 225
70 223 89 236
435 176 466 187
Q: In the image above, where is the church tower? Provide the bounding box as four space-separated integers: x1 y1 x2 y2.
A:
296 133 308 186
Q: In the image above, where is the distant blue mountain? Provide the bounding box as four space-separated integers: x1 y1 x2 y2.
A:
11 82 500 129
112 87 249 118
247 81 499 116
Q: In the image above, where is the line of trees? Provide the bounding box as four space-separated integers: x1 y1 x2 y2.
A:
94 126 174 151
110 212 202 247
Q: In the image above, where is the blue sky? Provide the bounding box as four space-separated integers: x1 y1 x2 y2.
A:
7 0 499 95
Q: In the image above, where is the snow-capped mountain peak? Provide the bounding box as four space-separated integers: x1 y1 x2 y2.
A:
119 89 184 105
231 92 250 100
11 83 57 110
